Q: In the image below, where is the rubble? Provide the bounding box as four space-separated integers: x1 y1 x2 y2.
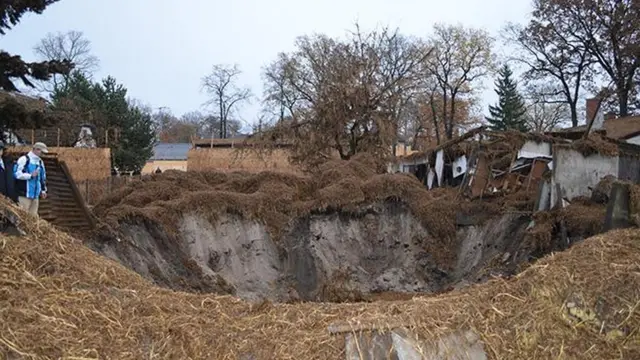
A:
392 127 640 214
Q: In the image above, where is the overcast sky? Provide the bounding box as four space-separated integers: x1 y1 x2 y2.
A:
2 0 533 130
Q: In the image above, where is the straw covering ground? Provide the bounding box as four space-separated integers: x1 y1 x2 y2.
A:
1 197 639 359
92 154 543 270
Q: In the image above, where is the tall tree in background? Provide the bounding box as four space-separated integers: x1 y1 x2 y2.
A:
522 83 570 132
201 64 251 139
486 64 529 132
532 0 640 117
262 53 301 123
52 72 155 172
423 24 494 140
261 25 430 167
153 108 197 143
33 30 99 93
504 18 594 127
116 102 155 173
0 0 74 138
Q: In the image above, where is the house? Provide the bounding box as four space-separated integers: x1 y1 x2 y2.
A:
392 120 640 212
142 143 191 174
549 97 640 144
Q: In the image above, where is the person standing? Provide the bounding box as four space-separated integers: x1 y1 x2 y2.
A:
0 141 8 198
14 142 48 216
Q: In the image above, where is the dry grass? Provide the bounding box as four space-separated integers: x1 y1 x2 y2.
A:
570 134 621 157
93 154 462 266
1 197 639 359
0 90 48 112
523 196 607 257
92 154 538 270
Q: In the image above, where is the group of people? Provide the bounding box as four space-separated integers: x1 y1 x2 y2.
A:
0 141 49 217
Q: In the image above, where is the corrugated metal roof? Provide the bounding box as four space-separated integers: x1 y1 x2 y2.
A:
150 143 191 160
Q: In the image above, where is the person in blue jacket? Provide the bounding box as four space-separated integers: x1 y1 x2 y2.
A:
14 142 48 216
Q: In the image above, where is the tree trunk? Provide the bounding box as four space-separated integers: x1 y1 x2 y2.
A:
448 92 457 139
569 100 578 127
429 93 441 145
618 88 629 117
219 96 225 139
441 93 449 141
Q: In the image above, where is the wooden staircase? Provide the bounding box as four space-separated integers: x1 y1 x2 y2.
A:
8 152 96 231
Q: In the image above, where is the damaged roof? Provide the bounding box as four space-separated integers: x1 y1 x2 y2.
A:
550 116 640 140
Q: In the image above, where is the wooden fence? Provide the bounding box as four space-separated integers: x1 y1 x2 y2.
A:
77 175 142 206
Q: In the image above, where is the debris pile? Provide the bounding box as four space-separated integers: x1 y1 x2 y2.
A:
393 127 640 211
92 153 528 267
1 198 638 359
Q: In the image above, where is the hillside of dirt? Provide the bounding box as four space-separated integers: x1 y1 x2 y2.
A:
86 155 608 302
0 200 638 359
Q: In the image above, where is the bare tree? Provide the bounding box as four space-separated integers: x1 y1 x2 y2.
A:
261 24 430 167
33 30 99 93
423 24 495 140
531 0 640 117
201 64 252 139
262 53 303 123
522 83 571 132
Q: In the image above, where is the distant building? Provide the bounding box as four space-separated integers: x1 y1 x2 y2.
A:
142 143 191 174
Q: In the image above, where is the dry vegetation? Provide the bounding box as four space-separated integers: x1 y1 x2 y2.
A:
1 197 639 359
92 154 542 269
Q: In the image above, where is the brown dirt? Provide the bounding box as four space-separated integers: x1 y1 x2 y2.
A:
92 154 538 269
1 198 638 359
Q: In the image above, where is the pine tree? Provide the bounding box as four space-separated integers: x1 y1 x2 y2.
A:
1 1 73 91
53 72 156 172
0 1 74 140
486 64 529 132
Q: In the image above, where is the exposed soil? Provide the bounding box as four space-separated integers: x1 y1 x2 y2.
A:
85 155 612 303
2 196 638 359
88 199 558 303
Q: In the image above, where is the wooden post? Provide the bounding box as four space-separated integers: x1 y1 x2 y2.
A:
31 129 35 144
57 128 61 147
105 128 109 147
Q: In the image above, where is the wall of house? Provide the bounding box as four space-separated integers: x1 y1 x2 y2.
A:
187 147 300 174
142 160 188 174
551 146 619 206
519 140 552 158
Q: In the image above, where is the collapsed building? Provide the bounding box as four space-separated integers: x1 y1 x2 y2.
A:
391 123 640 215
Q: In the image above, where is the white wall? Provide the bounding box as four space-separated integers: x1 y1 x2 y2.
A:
551 147 619 206
519 140 552 158
625 135 640 146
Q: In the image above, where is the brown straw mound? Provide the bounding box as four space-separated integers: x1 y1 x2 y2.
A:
92 154 477 267
1 198 639 359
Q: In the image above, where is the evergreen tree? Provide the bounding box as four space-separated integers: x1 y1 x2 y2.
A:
115 104 156 173
0 0 74 139
486 64 528 132
52 72 156 172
